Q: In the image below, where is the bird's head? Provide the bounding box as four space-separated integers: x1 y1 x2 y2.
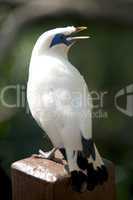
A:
33 26 90 58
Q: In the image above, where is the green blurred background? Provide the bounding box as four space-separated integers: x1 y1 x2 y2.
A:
0 0 133 199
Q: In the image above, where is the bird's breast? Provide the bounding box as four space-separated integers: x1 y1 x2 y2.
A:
27 55 89 119
28 56 85 92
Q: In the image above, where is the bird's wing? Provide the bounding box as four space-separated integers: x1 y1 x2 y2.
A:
76 82 96 160
78 83 93 139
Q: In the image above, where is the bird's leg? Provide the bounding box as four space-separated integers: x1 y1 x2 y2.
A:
59 148 67 161
39 148 57 159
33 147 57 160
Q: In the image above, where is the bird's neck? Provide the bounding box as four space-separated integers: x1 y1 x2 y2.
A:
32 38 69 61
47 49 69 61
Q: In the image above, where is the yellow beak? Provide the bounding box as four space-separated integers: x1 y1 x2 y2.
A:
67 26 90 41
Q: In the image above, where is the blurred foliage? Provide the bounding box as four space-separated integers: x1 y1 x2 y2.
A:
0 5 133 200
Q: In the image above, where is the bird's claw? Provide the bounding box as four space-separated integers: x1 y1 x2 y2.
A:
32 148 57 160
32 148 64 164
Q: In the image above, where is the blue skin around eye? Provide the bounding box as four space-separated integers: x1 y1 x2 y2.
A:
50 34 72 48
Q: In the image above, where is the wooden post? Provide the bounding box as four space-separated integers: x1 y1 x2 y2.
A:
0 164 11 200
11 151 116 200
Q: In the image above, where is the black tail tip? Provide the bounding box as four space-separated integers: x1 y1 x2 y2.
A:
71 171 87 193
71 164 108 193
87 163 108 189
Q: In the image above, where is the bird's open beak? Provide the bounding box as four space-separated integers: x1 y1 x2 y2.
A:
67 26 90 42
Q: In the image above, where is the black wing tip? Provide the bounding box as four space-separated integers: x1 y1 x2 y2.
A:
81 135 96 160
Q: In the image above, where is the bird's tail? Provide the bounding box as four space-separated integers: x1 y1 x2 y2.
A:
76 139 108 191
60 138 108 192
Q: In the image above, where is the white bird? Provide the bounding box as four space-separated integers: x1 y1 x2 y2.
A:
27 26 108 192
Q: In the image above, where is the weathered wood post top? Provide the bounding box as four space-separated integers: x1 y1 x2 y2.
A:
11 151 116 200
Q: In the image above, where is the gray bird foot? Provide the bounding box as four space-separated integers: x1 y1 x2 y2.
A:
32 148 64 164
33 147 57 160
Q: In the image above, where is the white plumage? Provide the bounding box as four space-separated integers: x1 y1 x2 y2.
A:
27 26 108 192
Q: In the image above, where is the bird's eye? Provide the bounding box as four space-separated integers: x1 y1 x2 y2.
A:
60 34 65 40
